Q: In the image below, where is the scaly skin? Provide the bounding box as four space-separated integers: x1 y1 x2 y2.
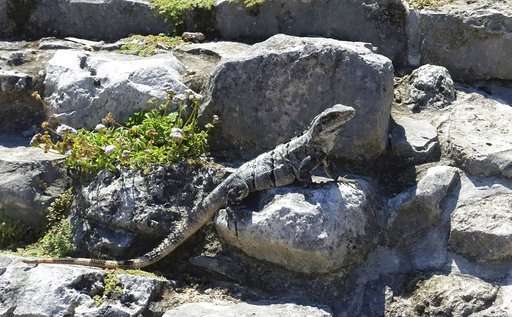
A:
23 105 356 269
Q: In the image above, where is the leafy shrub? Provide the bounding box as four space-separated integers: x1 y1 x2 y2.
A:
32 92 213 176
151 0 215 27
94 272 124 306
120 34 184 57
0 212 34 249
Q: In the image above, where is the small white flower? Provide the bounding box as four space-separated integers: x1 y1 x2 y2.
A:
174 94 187 102
56 124 77 136
94 123 107 132
103 145 116 154
170 128 184 142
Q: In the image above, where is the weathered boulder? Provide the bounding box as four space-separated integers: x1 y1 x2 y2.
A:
0 0 171 41
163 301 332 317
402 64 455 111
390 116 440 164
0 70 45 133
201 34 394 161
0 255 168 317
0 0 16 38
215 179 378 274
412 0 512 80
44 50 189 129
387 274 503 316
449 174 512 263
386 166 460 246
174 41 252 92
0 145 68 230
72 163 224 258
437 89 512 179
215 0 408 65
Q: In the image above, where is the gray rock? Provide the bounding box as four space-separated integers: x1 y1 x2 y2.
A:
163 301 332 317
390 116 440 164
3 0 171 41
72 163 224 258
44 50 189 129
0 255 167 317
174 41 251 92
437 89 512 179
0 0 15 39
201 34 394 161
0 145 68 230
0 70 45 133
387 274 501 317
215 0 408 65
450 191 512 263
414 0 512 80
215 179 378 274
404 64 455 111
386 166 460 246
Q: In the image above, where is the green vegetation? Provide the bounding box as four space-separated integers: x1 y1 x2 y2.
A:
15 190 75 258
94 271 124 306
0 212 34 249
33 93 213 176
120 34 184 57
408 0 448 9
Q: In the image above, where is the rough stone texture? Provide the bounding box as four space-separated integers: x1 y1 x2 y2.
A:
215 0 408 65
0 70 46 133
163 301 332 317
45 50 189 129
387 274 502 316
215 179 378 274
414 0 512 80
0 0 16 39
450 192 512 263
386 166 460 246
390 116 440 164
201 34 394 161
0 255 167 317
72 163 224 258
0 0 171 41
174 41 251 93
403 64 456 111
0 145 68 230
437 89 512 179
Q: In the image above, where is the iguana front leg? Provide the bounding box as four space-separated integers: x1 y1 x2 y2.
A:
297 155 323 184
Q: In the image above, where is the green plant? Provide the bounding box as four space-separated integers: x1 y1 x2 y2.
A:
33 93 214 176
408 0 448 9
94 271 124 306
120 34 184 57
46 189 73 229
151 0 215 27
0 212 34 249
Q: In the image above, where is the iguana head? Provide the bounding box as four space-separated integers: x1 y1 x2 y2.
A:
308 104 356 152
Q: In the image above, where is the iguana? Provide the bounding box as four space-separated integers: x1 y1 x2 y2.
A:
23 104 356 269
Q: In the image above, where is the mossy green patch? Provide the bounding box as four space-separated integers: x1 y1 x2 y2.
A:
120 34 184 57
0 212 36 250
94 271 124 306
408 0 451 9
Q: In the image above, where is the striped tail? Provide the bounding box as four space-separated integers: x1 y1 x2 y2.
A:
23 189 227 269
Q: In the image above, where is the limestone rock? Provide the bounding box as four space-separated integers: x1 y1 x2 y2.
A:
72 163 224 258
404 64 455 111
0 144 68 230
163 301 332 317
386 166 460 246
387 274 501 316
201 34 394 161
215 180 378 274
450 192 512 263
437 89 512 179
0 70 45 133
0 255 167 317
44 50 189 129
414 0 512 80
12 0 170 41
215 0 408 65
390 116 440 164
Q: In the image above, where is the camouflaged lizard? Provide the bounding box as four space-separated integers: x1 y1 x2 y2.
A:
24 104 356 269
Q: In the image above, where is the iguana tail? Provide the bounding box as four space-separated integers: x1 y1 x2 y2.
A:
23 188 228 269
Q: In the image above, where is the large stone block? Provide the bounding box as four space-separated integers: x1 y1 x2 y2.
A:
412 0 512 80
201 34 394 161
215 0 408 65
